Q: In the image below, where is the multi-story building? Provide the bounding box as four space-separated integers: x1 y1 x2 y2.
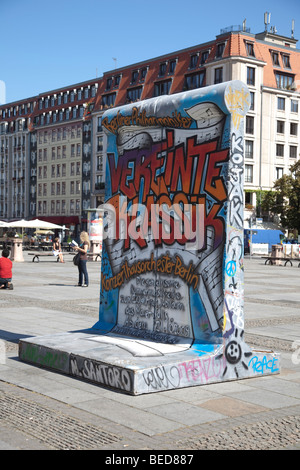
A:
28 79 100 233
0 22 299 232
92 24 300 226
0 97 36 219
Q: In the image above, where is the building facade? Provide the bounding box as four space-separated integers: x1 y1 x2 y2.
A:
0 23 299 232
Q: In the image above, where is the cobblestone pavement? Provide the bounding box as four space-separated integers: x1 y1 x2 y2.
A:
0 257 299 451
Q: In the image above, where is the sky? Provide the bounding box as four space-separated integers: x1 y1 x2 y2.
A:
1 0 299 104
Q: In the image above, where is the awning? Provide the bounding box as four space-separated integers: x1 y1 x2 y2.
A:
37 216 80 226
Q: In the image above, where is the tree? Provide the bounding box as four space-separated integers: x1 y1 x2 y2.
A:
261 160 300 234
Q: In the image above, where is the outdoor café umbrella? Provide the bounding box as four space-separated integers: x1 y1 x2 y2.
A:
34 230 55 235
7 219 63 229
0 220 11 228
6 219 64 241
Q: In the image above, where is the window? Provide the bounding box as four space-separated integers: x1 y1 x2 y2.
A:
154 80 172 97
282 54 291 68
276 167 284 179
245 191 253 206
215 43 225 58
245 165 253 183
140 68 147 81
131 71 139 84
168 60 177 75
275 73 293 90
102 93 116 107
97 136 103 152
276 144 284 157
71 144 75 157
247 67 255 86
214 67 223 84
184 71 205 90
245 42 255 57
290 122 298 136
114 76 120 88
271 51 280 66
189 54 198 69
277 120 285 134
159 62 167 77
245 140 253 159
200 50 209 65
249 92 255 111
289 145 297 159
97 155 103 171
291 100 298 113
127 87 142 102
277 97 285 110
76 143 81 156
246 116 254 134
106 78 112 91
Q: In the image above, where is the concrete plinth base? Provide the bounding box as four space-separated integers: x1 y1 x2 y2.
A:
19 329 280 395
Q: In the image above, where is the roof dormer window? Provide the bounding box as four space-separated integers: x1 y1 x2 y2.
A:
215 42 225 58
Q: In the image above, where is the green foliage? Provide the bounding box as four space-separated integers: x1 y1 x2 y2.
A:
261 161 300 232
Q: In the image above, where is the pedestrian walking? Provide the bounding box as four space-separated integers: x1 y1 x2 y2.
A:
73 231 90 287
0 248 13 289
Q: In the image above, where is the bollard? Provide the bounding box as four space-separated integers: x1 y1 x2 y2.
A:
11 237 24 262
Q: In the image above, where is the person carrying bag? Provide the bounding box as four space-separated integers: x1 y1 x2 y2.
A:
72 232 90 287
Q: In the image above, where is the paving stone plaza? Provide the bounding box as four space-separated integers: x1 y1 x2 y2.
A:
0 255 299 450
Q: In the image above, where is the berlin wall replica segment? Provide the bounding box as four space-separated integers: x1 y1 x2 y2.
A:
19 81 280 394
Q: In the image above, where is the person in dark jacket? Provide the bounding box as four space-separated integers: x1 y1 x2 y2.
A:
0 248 13 289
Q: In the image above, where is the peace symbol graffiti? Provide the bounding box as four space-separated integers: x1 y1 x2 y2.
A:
226 260 236 277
